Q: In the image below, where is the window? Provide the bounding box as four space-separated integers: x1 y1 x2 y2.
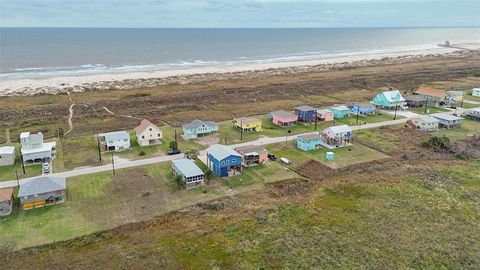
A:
142 135 145 139
226 160 230 165
158 133 161 137
221 161 225 166
149 128 152 131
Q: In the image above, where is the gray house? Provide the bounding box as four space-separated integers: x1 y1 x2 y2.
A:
171 158 205 189
19 176 66 210
431 113 464 128
0 188 14 216
0 146 15 167
20 132 56 164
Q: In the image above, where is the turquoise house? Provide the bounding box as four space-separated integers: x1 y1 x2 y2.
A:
182 119 219 140
296 134 322 151
372 90 406 109
330 105 351 119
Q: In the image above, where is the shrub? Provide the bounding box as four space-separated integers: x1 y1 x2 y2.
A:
138 150 146 156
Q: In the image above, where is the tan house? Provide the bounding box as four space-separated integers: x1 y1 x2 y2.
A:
0 188 13 216
135 119 162 147
0 146 15 167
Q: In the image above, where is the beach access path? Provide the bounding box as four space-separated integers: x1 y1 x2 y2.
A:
0 117 409 189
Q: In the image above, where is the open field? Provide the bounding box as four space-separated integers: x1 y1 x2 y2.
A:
409 106 450 115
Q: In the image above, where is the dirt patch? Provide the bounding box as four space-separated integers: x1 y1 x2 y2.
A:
193 134 220 146
297 159 334 180
266 178 313 197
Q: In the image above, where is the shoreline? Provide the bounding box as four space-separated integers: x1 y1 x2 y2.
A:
1 43 479 96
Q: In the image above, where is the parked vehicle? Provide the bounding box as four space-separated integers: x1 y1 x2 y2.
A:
43 162 50 174
168 149 181 155
280 157 291 165
268 154 277 161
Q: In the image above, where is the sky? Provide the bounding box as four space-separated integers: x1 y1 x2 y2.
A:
1 0 479 28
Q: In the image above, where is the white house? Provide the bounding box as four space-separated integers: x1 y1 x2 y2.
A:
20 132 56 164
98 131 131 151
135 119 162 147
409 115 439 132
322 125 353 147
472 88 480 97
0 146 15 167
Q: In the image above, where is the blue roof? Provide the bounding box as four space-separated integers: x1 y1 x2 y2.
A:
207 144 241 160
172 158 204 178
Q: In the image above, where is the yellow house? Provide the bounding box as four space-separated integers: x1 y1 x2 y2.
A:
233 117 263 132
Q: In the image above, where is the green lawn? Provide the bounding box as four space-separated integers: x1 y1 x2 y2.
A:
0 142 44 182
433 119 480 140
334 112 401 126
409 106 450 115
266 141 389 169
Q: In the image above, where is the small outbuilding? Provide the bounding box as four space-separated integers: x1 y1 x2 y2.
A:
0 146 15 167
330 105 351 119
351 102 375 116
135 119 162 146
408 115 440 132
322 125 353 147
317 109 334 121
235 145 268 167
171 158 205 189
0 188 14 216
405 95 427 108
268 110 298 127
431 113 464 128
233 117 263 132
295 105 318 122
206 144 242 177
98 131 131 151
182 119 219 140
19 176 66 210
296 134 322 151
472 88 480 97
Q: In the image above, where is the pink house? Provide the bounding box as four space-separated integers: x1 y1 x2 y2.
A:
269 110 298 127
317 109 334 121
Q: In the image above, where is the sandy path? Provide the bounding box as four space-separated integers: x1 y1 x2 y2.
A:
64 91 75 136
102 106 142 120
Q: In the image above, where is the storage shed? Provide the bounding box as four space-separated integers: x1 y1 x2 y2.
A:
0 146 15 167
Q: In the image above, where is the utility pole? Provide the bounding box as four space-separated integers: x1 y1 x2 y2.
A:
393 100 398 120
356 106 360 126
314 113 318 130
97 137 102 163
240 118 243 141
111 153 115 175
424 97 429 114
15 169 19 188
460 90 465 108
20 154 25 174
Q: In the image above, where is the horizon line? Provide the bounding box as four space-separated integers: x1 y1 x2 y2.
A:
1 26 480 29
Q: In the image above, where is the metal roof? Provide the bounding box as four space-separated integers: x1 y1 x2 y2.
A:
235 145 266 155
331 105 350 111
270 110 297 119
98 131 130 141
381 90 406 102
172 158 204 178
182 119 218 129
326 125 352 134
0 146 15 155
20 132 30 139
207 144 241 160
417 115 440 124
298 134 322 141
405 95 427 102
317 109 332 114
18 176 66 197
431 113 464 122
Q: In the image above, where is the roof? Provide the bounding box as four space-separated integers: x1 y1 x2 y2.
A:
331 105 350 111
326 125 352 134
0 146 15 155
0 188 13 202
353 102 375 108
317 109 332 114
431 113 464 122
21 141 56 155
298 134 322 141
233 117 261 125
472 88 480 91
20 132 30 139
405 95 427 102
270 110 297 119
182 119 218 129
447 91 463 96
416 115 440 124
172 158 204 178
98 131 130 140
236 145 266 155
207 144 241 160
295 105 317 112
380 90 406 102
415 86 447 98
18 176 66 197
135 119 160 134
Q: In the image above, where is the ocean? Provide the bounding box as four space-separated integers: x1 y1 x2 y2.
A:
0 27 479 79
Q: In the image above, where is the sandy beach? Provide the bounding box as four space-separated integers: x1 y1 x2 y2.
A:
1 43 479 96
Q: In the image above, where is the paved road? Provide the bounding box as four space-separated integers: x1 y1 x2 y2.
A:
464 99 480 105
0 117 408 189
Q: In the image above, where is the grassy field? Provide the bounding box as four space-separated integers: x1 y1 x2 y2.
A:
266 141 388 169
409 106 450 114
433 119 480 140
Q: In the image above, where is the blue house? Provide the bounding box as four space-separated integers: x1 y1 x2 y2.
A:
351 102 375 116
330 105 351 119
182 119 219 140
295 105 317 122
206 144 242 177
296 134 322 151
